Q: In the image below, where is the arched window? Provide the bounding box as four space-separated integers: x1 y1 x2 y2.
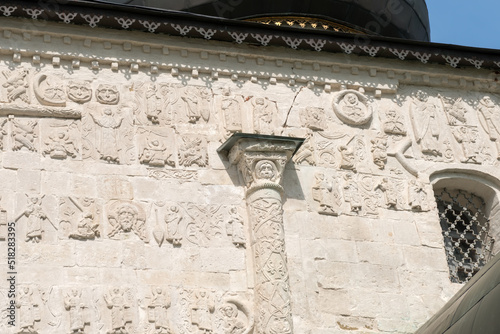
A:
434 188 494 283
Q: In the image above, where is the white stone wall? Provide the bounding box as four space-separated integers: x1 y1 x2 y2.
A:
0 16 499 333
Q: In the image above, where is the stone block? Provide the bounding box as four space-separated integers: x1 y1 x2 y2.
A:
356 241 404 267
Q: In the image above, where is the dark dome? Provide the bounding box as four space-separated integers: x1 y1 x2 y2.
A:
95 0 431 41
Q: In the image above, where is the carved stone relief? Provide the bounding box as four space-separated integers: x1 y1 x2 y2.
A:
138 127 175 168
178 135 208 168
219 87 244 136
96 84 120 105
332 90 372 126
67 81 92 104
478 95 500 160
82 103 134 164
42 120 80 159
408 179 430 211
64 288 91 333
215 296 254 334
300 106 326 131
11 118 38 152
371 134 388 169
16 285 42 333
107 200 148 242
103 287 133 334
184 204 224 247
190 289 215 333
147 287 171 334
410 90 442 158
59 197 101 240
225 207 246 248
182 86 211 124
16 195 55 243
252 97 277 135
2 68 30 104
33 73 66 107
382 108 407 136
312 172 343 216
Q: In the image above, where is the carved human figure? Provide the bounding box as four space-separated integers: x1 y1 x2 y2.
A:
371 135 388 169
2 68 29 103
343 173 362 212
104 288 131 334
43 129 78 159
221 87 242 133
146 84 162 124
219 303 245 334
410 90 441 156
12 119 38 152
108 202 147 242
16 286 40 333
452 126 481 163
64 288 88 334
255 160 277 181
338 145 355 171
253 97 275 134
478 96 500 159
342 93 364 118
312 173 342 216
445 99 467 125
90 108 123 163
17 196 48 243
69 212 99 240
148 287 171 334
139 138 173 167
191 290 215 333
67 81 92 103
408 179 427 211
96 84 119 105
164 205 183 245
383 109 406 136
376 178 398 209
178 136 207 167
226 207 246 247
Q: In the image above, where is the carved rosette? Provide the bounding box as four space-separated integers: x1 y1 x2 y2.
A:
227 137 300 334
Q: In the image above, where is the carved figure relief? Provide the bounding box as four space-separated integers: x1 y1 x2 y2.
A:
338 145 355 171
371 134 388 169
332 90 372 126
96 84 119 105
83 103 134 164
478 95 500 159
16 195 54 243
138 128 175 168
342 173 362 213
16 286 41 333
64 288 90 334
11 118 38 152
182 86 211 124
451 126 481 164
219 87 244 135
2 68 30 104
191 290 215 333
104 288 132 334
164 205 184 246
145 84 164 124
410 90 442 157
383 109 407 136
215 298 253 334
67 81 92 104
312 173 342 216
33 73 66 106
178 135 208 168
408 179 429 211
300 107 326 131
147 287 171 334
218 303 246 334
252 97 277 135
225 207 246 247
0 118 8 150
107 201 148 242
43 122 79 159
292 133 315 166
375 177 399 209
60 197 100 240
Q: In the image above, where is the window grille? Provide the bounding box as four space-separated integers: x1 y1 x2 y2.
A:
435 188 494 283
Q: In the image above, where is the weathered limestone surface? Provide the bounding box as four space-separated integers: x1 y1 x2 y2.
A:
0 15 499 334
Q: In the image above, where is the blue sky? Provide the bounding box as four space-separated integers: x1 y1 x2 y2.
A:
426 1 500 49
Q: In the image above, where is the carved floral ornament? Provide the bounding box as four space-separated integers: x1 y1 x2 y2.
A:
332 90 373 126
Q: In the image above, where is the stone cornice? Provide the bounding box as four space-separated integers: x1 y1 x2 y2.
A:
0 0 499 72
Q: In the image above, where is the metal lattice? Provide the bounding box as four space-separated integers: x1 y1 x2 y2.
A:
435 188 494 283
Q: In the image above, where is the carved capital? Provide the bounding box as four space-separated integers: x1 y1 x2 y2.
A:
219 134 304 194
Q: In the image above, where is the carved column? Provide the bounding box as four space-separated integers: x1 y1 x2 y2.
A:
219 134 303 334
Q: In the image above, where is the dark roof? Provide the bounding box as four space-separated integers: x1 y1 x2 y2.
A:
2 0 500 70
415 251 500 334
